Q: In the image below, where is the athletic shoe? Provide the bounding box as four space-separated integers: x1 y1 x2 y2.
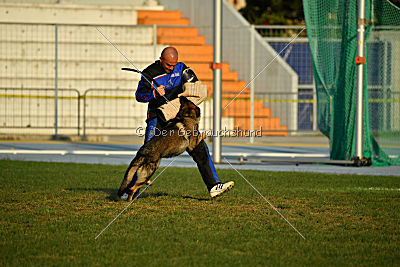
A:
210 181 234 198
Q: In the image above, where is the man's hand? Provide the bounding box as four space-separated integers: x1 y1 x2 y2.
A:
155 85 165 97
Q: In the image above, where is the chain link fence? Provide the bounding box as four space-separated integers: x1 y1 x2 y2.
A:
1 22 397 140
0 88 80 135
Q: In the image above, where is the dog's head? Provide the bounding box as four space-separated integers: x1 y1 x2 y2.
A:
178 96 200 119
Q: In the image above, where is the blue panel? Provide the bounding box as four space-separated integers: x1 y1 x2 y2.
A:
269 43 314 84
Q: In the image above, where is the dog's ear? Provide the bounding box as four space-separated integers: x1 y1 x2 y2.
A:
179 96 189 106
195 105 200 118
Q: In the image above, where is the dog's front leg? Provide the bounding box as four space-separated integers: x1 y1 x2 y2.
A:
118 162 140 197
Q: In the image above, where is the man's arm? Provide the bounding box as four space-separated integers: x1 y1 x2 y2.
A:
135 73 157 103
136 76 169 106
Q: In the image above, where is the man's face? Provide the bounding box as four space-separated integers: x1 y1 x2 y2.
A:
160 56 177 74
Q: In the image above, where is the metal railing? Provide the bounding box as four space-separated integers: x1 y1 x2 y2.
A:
0 89 316 135
0 88 81 135
1 88 399 136
0 22 304 137
82 88 147 136
1 22 399 137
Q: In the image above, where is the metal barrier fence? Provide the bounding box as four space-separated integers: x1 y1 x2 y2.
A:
0 22 310 137
1 22 398 138
82 89 147 136
221 90 316 134
369 91 400 133
0 88 80 135
1 88 399 137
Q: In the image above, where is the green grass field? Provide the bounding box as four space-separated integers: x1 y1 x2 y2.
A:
1 160 399 266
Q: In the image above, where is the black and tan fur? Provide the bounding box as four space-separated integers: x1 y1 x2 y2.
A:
118 96 206 201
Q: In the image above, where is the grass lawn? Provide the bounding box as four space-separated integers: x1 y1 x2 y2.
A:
0 160 399 266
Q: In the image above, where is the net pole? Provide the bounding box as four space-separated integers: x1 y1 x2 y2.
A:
355 0 366 159
212 0 222 163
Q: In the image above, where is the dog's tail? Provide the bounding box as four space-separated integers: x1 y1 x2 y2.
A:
117 156 145 197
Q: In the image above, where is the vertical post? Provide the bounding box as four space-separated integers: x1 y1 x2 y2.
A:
153 24 157 61
355 0 366 159
213 0 222 163
382 41 388 131
77 90 81 136
83 91 87 138
311 39 318 132
312 81 317 131
54 24 59 138
250 25 255 143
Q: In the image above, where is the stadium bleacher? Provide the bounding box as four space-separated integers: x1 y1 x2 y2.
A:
0 0 288 135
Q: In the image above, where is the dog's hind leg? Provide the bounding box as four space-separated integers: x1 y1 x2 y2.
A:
118 156 145 197
127 159 161 201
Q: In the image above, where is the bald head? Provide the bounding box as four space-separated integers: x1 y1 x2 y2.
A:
160 47 178 74
161 47 178 60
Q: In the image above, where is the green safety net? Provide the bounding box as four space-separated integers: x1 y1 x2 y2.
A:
303 0 400 165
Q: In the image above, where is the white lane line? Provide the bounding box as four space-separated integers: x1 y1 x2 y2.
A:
0 150 69 155
0 150 328 158
0 150 137 156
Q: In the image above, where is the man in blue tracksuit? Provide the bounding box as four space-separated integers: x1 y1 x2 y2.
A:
118 47 234 200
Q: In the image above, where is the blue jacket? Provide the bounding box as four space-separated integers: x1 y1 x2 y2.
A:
136 60 197 120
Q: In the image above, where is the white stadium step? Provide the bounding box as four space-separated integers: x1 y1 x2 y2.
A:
0 1 238 136
0 3 138 25
0 24 156 44
0 78 142 91
0 42 166 61
0 60 154 79
57 0 163 10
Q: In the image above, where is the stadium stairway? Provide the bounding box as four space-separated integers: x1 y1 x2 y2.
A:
137 10 288 135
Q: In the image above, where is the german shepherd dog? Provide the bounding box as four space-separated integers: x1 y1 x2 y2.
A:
118 96 206 201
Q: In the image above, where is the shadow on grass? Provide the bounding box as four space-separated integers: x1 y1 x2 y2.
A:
181 195 210 201
65 187 120 201
65 188 210 202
